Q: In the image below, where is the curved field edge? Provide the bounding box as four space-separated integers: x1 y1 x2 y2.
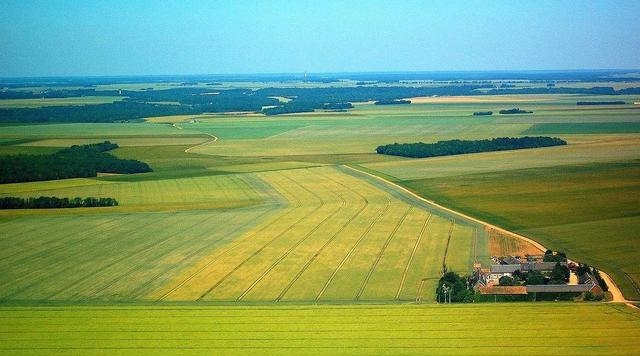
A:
0 303 637 356
362 160 640 300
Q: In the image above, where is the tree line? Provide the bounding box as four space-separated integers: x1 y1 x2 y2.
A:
0 196 118 209
499 108 533 114
376 136 567 158
576 101 625 105
0 141 151 183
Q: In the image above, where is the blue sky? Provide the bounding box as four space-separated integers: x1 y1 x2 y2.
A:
1 0 638 76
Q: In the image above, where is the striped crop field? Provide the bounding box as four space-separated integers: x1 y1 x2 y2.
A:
151 166 487 303
0 303 637 356
0 166 486 303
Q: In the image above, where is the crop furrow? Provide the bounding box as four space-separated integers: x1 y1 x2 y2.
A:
128 207 277 299
275 177 369 302
395 213 432 300
0 213 158 296
41 213 208 300
355 206 412 301
315 197 392 302
196 171 324 301
84 211 243 300
155 172 302 301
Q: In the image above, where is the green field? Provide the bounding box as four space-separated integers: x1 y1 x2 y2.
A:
0 304 637 356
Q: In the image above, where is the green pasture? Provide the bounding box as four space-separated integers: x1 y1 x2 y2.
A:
0 304 637 356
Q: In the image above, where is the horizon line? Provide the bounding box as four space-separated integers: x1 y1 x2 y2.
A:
2 68 640 80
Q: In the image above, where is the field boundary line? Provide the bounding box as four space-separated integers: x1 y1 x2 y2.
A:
275 174 370 302
355 206 412 301
343 164 632 305
395 213 432 300
315 198 392 302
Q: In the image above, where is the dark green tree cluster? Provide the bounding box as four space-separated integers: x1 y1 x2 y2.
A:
436 271 475 303
543 249 568 262
499 108 533 114
322 102 354 110
376 136 567 158
0 196 118 209
576 101 625 105
0 141 151 183
374 99 411 105
548 262 571 284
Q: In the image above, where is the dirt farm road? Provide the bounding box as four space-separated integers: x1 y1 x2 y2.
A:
344 165 637 308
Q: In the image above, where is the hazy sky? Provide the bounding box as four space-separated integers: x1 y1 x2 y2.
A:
1 0 639 77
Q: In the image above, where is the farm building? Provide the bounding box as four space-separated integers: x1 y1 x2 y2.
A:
486 262 568 283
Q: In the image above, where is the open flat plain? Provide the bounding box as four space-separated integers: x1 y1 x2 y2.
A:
1 89 639 354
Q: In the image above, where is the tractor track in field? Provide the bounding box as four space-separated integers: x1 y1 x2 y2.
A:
0 214 158 299
355 206 413 301
197 171 326 301
274 175 370 302
156 172 304 301
315 197 392 302
77 212 232 300
47 213 221 301
0 215 124 270
236 181 346 301
2 214 168 299
90 209 272 300
129 207 277 299
395 213 432 300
